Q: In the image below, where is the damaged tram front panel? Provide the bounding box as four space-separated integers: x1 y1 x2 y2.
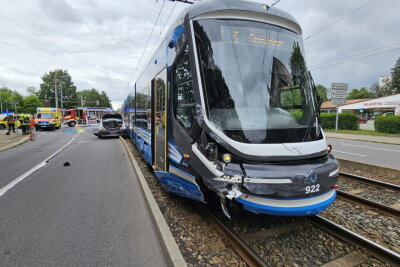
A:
122 0 339 218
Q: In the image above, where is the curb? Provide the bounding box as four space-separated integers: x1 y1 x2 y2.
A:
337 158 400 179
325 133 400 145
0 135 31 152
119 137 187 267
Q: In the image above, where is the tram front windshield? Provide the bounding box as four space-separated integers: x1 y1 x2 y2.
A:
193 19 319 144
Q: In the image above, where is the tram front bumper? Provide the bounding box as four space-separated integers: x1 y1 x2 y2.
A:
235 190 336 216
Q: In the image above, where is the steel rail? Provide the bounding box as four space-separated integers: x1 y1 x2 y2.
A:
336 190 400 218
198 205 268 267
311 216 400 266
339 172 400 191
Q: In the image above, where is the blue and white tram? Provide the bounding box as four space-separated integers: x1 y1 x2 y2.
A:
122 0 339 218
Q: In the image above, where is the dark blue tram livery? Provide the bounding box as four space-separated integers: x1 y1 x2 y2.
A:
122 0 339 218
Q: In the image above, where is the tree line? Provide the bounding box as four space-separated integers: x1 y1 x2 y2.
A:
0 69 112 114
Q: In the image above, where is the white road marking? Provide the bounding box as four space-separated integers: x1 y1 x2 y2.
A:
332 150 366 157
77 140 89 144
0 134 78 197
340 143 400 153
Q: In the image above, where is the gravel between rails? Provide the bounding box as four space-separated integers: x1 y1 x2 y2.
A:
321 199 400 254
340 167 400 186
338 177 400 207
127 141 246 266
222 213 386 266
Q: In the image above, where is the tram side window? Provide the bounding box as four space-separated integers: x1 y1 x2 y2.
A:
174 45 195 129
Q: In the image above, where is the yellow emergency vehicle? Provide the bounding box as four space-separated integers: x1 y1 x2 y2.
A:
34 107 62 131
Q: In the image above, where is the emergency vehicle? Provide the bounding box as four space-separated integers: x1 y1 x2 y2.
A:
63 107 113 127
35 107 62 130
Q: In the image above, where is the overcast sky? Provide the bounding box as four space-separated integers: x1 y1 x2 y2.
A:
1 0 399 109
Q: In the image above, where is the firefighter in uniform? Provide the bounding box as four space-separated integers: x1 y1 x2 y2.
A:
5 115 16 135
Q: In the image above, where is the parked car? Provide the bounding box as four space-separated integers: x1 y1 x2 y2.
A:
94 113 126 138
0 114 7 129
358 117 368 124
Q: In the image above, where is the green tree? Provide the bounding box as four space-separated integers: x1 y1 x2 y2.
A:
26 86 37 96
315 84 328 101
38 69 77 109
390 57 400 94
0 86 23 113
347 87 374 100
99 91 111 107
20 95 42 114
77 88 111 107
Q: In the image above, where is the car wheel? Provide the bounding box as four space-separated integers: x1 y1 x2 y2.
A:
35 127 39 131
0 124 5 129
68 121 76 127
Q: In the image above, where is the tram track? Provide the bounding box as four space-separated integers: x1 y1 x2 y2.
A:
338 171 400 211
336 190 400 218
339 171 400 191
202 204 400 266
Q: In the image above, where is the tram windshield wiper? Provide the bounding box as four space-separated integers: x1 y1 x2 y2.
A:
302 74 322 142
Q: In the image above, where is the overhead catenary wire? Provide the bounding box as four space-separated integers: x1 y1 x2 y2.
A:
304 0 376 41
309 41 400 68
0 13 113 78
271 0 282 6
310 47 400 71
0 40 100 77
126 0 167 90
139 1 178 79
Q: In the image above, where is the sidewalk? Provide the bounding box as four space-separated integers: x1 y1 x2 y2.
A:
325 132 400 145
0 129 31 152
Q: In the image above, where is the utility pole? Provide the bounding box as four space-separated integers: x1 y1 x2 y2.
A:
81 95 84 107
0 84 3 113
60 81 64 109
54 76 59 109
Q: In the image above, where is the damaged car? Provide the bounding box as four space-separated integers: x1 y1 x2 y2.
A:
94 113 127 138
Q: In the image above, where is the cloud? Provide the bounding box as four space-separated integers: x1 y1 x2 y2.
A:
39 0 82 23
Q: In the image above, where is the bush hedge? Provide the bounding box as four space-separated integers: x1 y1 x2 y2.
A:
374 115 400 134
320 113 359 130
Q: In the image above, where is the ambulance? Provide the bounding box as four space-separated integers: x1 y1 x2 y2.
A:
34 107 62 131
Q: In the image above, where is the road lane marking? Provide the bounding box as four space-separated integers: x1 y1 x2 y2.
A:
0 134 78 197
332 150 366 157
339 143 400 153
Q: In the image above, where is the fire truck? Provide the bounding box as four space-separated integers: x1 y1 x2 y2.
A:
63 107 113 127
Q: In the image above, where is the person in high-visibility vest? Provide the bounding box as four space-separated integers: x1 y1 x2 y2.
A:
5 115 16 135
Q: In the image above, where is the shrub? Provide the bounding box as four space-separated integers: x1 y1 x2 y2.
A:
320 112 359 130
375 115 400 134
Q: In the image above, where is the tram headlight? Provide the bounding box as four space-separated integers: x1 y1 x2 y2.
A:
222 153 232 163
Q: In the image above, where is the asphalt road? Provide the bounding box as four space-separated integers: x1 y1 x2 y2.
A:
0 126 166 266
328 138 400 170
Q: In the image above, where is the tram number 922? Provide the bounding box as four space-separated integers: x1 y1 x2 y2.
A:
305 184 320 194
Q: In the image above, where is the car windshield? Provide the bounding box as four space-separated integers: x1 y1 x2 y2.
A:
37 113 53 119
194 19 320 144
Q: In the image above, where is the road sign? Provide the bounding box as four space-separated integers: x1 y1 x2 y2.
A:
331 90 347 99
332 99 346 105
331 83 348 90
359 108 364 113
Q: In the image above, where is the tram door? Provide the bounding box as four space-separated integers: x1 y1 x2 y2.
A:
152 68 168 171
